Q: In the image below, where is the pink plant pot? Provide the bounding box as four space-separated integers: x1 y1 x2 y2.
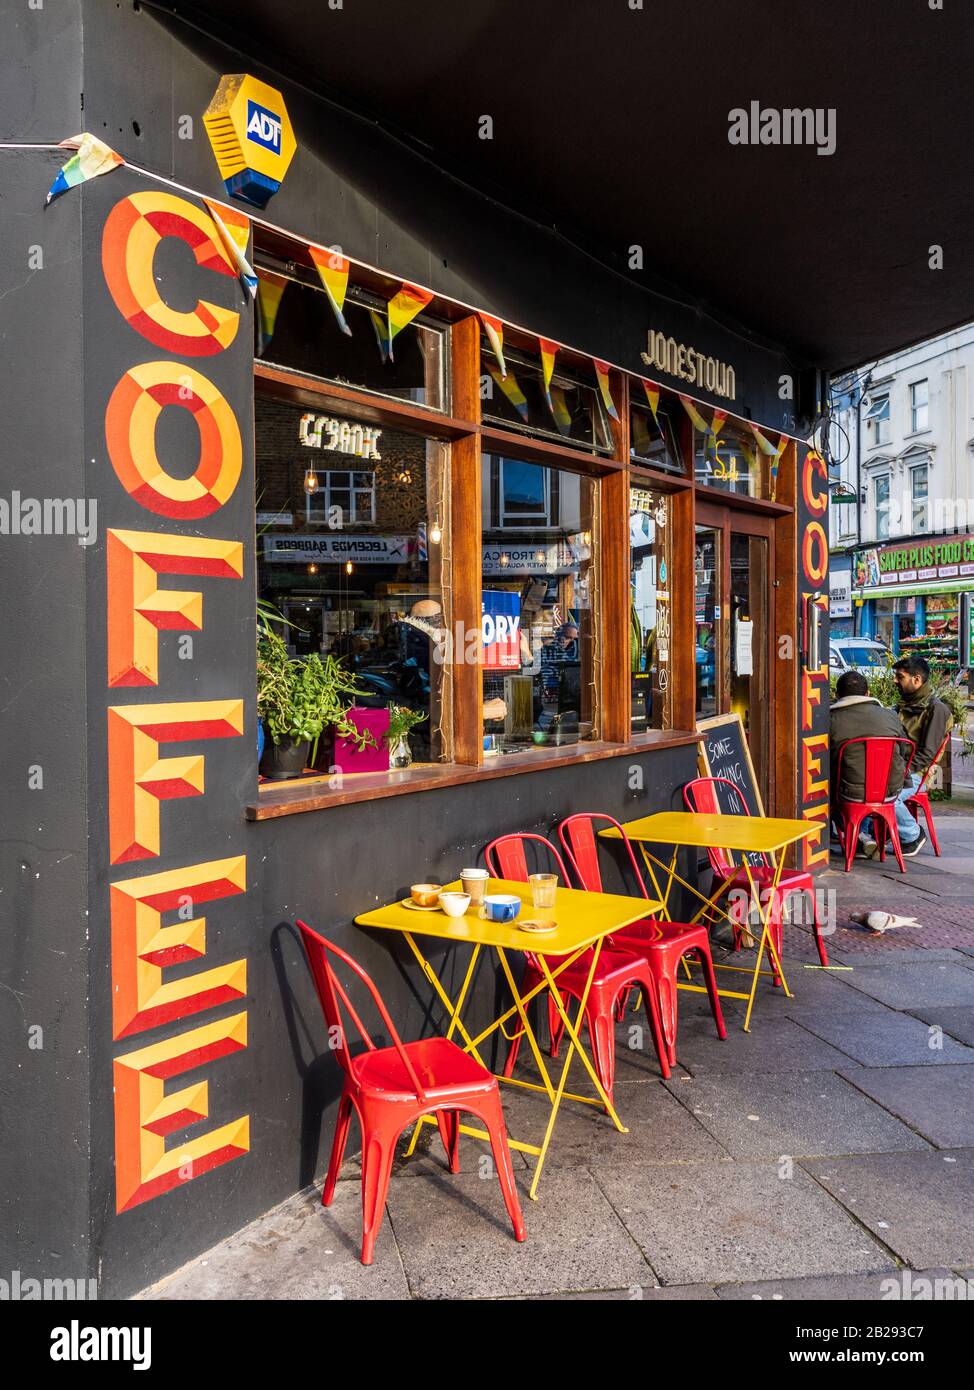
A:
331 706 390 774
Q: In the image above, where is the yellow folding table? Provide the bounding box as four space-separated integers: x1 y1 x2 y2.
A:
355 877 663 1199
601 812 819 1031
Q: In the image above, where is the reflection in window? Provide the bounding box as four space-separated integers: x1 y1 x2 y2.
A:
481 454 598 753
482 347 613 453
630 486 673 732
629 398 685 475
254 263 447 411
694 423 762 497
256 394 452 762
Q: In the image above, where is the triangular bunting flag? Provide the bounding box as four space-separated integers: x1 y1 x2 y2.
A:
640 378 661 423
710 408 728 438
309 245 353 336
480 313 507 377
369 308 392 364
487 363 529 423
748 422 780 456
46 133 124 204
256 270 287 357
593 360 619 421
203 200 257 298
539 337 559 420
678 394 711 433
386 282 434 362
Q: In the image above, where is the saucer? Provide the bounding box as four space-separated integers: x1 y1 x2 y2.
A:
401 898 442 912
519 918 557 934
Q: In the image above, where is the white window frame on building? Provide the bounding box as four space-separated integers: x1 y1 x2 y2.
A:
909 460 929 533
874 472 891 540
304 467 377 526
864 391 891 446
498 458 555 527
910 379 929 433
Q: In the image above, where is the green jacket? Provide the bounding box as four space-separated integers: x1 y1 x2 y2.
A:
897 682 953 776
829 695 909 803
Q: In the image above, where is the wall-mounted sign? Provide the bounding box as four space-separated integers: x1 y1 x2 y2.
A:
298 413 382 460
203 74 296 208
829 568 852 617
263 533 413 564
854 536 974 590
482 591 522 671
641 330 736 401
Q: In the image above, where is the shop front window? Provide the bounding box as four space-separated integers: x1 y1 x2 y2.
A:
694 423 762 497
482 347 613 453
629 396 685 475
629 484 673 733
254 262 448 411
257 394 452 764
482 454 598 753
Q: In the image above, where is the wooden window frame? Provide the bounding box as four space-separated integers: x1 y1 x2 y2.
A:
251 307 798 818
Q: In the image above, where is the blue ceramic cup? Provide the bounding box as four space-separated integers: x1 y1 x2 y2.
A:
479 894 521 923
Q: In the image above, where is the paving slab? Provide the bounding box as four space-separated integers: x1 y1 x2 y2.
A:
500 1075 730 1170
527 1283 719 1300
803 1151 974 1269
906 1005 974 1047
664 1012 854 1075
678 964 895 1022
840 961 974 1009
715 1269 961 1301
386 1167 650 1299
794 1011 974 1067
594 1160 894 1285
666 1071 930 1160
839 1064 974 1148
139 1186 409 1301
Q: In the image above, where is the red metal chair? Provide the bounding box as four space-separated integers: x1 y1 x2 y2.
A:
904 730 950 856
683 777 830 969
296 921 526 1265
835 736 916 874
484 833 672 1097
557 813 726 1065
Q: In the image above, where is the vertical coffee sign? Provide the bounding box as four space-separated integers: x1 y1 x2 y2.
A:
85 172 254 1216
796 447 830 868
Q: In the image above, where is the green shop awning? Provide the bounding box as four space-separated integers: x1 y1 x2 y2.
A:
856 581 974 600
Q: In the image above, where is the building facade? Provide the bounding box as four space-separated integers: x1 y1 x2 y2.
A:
829 325 974 666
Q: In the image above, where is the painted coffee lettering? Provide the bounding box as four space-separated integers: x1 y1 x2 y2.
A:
101 187 250 1213
797 450 830 868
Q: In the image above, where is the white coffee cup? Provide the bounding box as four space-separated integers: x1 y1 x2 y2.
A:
438 891 471 918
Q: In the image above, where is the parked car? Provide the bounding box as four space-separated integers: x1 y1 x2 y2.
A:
829 638 890 675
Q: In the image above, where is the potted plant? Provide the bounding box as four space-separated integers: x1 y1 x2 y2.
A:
386 705 428 768
257 626 375 779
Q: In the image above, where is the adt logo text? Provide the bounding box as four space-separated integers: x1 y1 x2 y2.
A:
246 100 282 154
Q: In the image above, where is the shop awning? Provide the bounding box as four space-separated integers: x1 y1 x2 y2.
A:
163 0 974 370
857 582 972 600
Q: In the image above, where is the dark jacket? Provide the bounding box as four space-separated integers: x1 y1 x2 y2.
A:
897 682 953 776
829 695 909 804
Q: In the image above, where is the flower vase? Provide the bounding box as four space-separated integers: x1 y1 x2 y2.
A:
389 733 413 769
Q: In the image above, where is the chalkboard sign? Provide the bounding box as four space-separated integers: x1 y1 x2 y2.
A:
696 713 766 865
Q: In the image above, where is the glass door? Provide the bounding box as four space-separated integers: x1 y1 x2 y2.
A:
695 504 773 807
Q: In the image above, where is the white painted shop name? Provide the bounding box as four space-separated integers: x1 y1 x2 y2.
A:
641 332 736 401
299 413 382 460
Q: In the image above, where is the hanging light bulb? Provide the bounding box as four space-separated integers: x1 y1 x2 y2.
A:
307 563 318 576
429 518 442 546
499 551 510 568
534 549 546 565
582 530 592 546
303 469 319 495
345 560 353 575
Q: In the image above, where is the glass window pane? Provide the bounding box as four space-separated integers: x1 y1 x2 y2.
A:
257 394 453 766
482 347 613 453
254 265 447 411
629 397 685 474
694 422 764 498
482 453 598 753
630 486 673 733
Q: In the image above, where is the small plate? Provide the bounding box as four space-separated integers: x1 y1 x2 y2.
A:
519 918 557 934
400 897 442 912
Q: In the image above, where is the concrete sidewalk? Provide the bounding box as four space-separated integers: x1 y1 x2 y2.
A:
141 814 974 1301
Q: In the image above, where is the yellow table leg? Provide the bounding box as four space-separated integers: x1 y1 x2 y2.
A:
741 854 791 1032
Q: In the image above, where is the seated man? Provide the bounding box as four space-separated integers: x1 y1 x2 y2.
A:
829 670 908 855
892 654 953 856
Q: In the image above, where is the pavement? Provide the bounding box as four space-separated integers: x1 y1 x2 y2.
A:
141 811 974 1301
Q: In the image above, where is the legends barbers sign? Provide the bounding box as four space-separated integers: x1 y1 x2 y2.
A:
641 331 736 401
